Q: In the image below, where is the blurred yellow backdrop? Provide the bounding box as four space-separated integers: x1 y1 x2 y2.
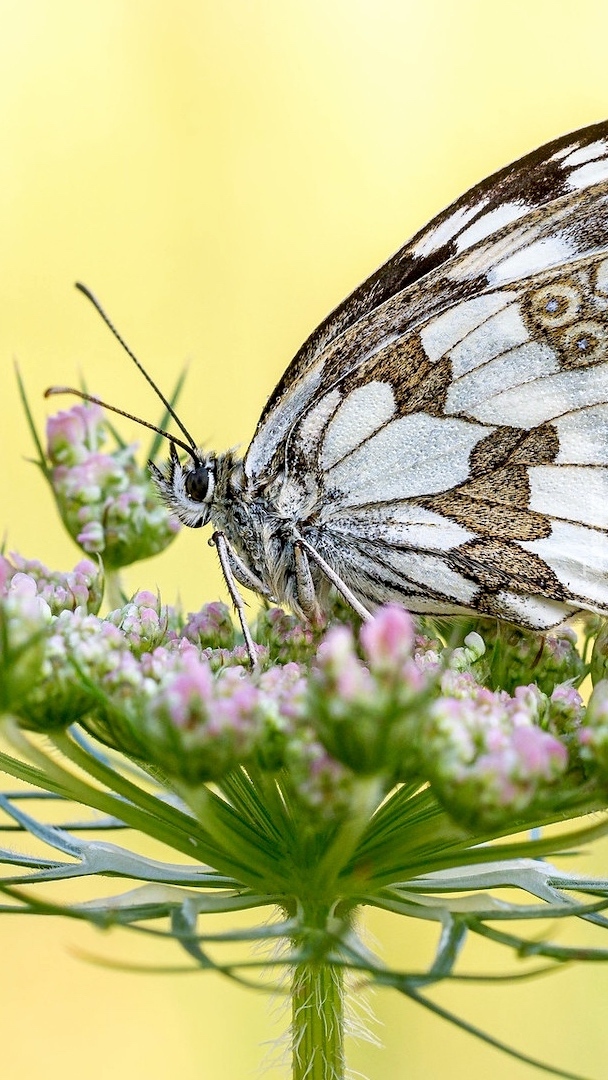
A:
2 2 608 1077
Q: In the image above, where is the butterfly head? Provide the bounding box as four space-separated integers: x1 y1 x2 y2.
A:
149 443 217 529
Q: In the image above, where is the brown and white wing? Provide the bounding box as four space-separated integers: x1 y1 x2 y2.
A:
244 120 608 480
286 251 608 629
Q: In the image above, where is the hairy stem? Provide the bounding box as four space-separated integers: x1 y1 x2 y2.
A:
291 930 345 1080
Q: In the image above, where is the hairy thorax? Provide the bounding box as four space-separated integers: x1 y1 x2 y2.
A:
209 452 328 618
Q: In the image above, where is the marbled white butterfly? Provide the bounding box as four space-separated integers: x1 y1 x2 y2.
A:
63 121 608 657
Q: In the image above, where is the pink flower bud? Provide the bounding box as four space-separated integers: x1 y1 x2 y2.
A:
360 605 415 669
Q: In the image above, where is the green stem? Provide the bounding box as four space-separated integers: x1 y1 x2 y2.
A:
291 911 345 1080
105 570 124 611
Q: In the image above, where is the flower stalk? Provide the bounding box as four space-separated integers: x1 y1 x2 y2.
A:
292 937 345 1080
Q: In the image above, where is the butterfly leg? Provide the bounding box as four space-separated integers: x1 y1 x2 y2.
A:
294 535 373 623
210 531 260 666
293 541 320 619
212 535 275 601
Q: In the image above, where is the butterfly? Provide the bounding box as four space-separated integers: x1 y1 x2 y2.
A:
62 121 608 659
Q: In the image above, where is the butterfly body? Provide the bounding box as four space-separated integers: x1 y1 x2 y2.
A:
151 121 608 633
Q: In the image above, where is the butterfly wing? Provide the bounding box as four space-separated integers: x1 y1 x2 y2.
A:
242 121 608 628
245 120 608 479
283 249 608 627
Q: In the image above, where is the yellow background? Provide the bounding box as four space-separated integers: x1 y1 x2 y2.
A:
1 2 608 1077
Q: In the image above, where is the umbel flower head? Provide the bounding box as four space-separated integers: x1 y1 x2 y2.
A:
2 568 604 830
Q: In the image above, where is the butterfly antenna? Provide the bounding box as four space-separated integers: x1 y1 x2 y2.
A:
74 281 198 453
44 385 199 461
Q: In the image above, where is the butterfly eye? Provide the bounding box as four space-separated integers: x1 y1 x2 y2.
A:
185 464 213 503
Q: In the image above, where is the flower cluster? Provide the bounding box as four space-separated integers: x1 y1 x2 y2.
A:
309 609 432 778
0 569 53 713
83 637 309 790
252 606 317 663
18 610 129 731
182 601 237 652
0 552 103 615
46 403 180 569
2 547 607 834
105 589 176 656
428 617 587 694
424 675 572 828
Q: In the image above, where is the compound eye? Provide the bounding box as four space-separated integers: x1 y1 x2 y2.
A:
185 464 210 503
